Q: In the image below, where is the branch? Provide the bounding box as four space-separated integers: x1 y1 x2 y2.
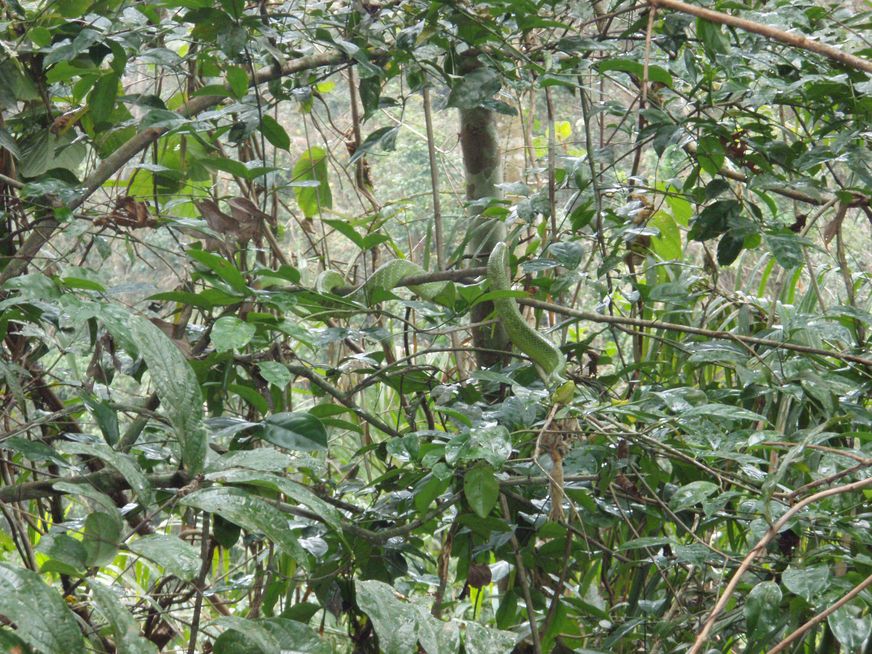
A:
0 50 346 286
766 572 872 654
521 297 872 368
0 469 190 503
688 476 872 654
650 0 872 74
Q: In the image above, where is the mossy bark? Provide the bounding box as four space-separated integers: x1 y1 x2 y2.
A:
458 57 510 370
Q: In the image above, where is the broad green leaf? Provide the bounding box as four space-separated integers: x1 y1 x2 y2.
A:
37 533 87 575
355 580 420 654
782 566 830 602
57 441 153 506
88 73 119 126
211 316 256 351
205 468 343 532
292 147 332 218
226 65 248 98
697 18 730 58
127 535 201 581
828 602 872 651
258 361 292 389
129 316 207 474
696 135 725 175
597 58 673 87
257 412 328 451
188 248 250 294
208 447 295 472
0 563 86 654
745 580 782 640
212 616 328 654
464 463 499 518
260 115 290 150
89 582 159 654
464 620 517 654
181 487 308 564
649 211 682 261
670 481 718 511
766 232 805 270
83 511 121 566
681 404 766 422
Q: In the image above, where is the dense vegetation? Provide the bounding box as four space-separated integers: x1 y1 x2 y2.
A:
0 0 871 651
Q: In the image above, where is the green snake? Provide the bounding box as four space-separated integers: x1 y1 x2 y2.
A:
318 248 571 395
315 259 450 305
487 242 567 387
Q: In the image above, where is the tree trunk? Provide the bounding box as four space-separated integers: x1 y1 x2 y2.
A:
458 56 510 370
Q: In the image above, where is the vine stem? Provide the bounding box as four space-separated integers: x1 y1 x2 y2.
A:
765 573 872 654
688 476 872 654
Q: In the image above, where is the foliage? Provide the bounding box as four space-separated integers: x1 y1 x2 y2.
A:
0 0 870 652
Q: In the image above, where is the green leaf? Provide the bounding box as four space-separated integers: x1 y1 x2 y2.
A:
766 232 805 270
697 18 730 58
226 65 248 98
89 581 159 654
258 361 292 389
212 616 328 654
129 316 207 474
597 58 673 87
670 481 718 511
828 602 872 651
259 115 290 150
181 487 309 564
782 566 830 602
0 563 86 653
355 580 420 654
57 441 153 506
745 580 782 640
256 412 328 451
88 73 119 126
211 316 256 351
349 126 398 164
717 231 744 266
688 200 740 242
204 468 343 533
464 621 517 654
681 403 765 422
292 147 332 218
464 463 499 518
83 511 121 566
127 535 201 581
696 135 725 175
649 211 682 261
37 533 87 574
188 248 250 294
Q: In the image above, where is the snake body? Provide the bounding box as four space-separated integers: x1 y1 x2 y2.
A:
316 259 450 306
487 242 566 383
317 248 568 391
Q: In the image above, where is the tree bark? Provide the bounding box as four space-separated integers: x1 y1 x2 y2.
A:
458 54 510 369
